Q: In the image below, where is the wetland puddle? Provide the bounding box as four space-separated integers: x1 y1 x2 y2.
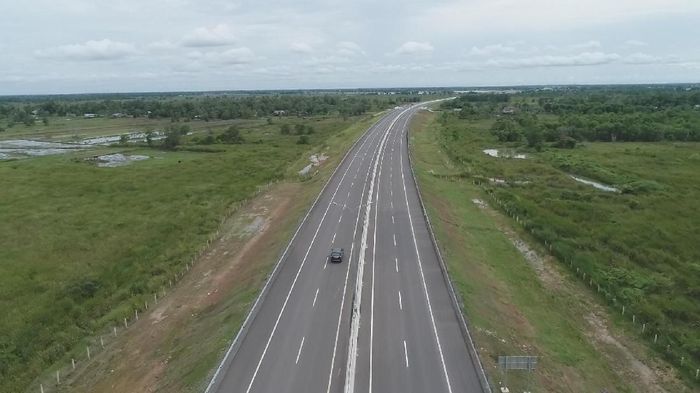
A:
482 148 527 159
569 175 619 192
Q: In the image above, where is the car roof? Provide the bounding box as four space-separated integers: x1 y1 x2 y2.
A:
331 248 343 253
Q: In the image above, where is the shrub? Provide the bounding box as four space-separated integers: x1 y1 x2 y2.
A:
555 136 577 149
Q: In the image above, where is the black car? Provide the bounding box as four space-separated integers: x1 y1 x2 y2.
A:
329 248 344 263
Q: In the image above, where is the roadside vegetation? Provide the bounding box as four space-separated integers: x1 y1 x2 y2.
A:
0 92 425 392
410 86 699 390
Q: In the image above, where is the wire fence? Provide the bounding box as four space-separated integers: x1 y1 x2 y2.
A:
474 179 700 386
28 182 276 393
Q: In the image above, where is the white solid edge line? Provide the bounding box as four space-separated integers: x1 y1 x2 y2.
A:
399 107 454 393
313 288 319 308
398 290 403 311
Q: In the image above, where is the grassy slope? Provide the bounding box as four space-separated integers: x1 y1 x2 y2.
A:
434 112 700 381
0 114 373 392
409 111 690 392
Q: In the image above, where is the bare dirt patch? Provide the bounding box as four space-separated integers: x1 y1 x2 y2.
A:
65 182 302 392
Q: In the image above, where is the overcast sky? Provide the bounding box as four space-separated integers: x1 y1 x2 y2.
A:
2 0 699 94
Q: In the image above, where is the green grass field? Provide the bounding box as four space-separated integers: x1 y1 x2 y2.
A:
0 113 374 392
409 110 695 391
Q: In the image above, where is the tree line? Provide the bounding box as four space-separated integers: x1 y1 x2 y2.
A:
0 94 423 127
442 86 700 144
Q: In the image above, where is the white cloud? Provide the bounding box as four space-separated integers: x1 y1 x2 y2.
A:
390 41 434 56
181 24 237 47
469 44 517 56
290 42 314 54
486 52 621 68
148 40 178 52
621 52 681 65
187 47 257 65
35 39 137 61
4 0 700 93
420 0 700 34
570 40 602 51
336 41 366 57
624 40 648 47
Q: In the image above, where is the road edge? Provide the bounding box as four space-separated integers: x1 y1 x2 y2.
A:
405 108 493 393
204 111 391 393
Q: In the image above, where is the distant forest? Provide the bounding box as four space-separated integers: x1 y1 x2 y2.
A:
442 85 700 143
0 91 426 128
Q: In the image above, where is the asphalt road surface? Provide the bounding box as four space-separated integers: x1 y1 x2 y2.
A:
206 103 487 393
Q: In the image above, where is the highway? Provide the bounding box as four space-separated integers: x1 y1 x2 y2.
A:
206 103 488 393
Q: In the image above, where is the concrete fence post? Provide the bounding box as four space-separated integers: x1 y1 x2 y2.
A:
169 279 172 288
86 346 91 360
135 309 139 321
145 301 148 310
654 334 658 343
56 370 60 384
72 358 76 370
622 305 625 315
154 293 158 304
124 317 128 328
40 384 44 393
695 368 698 379
100 336 104 348
680 357 684 366
113 326 117 337
632 315 636 324
642 323 646 333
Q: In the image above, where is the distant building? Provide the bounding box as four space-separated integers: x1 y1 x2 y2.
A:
111 113 125 118
83 113 97 118
272 110 287 116
501 106 516 114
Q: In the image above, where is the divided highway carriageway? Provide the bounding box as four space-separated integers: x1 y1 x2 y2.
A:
206 102 491 393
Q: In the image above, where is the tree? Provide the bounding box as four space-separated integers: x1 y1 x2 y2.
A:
42 117 49 126
294 124 306 135
119 134 129 145
217 125 244 144
163 129 181 149
306 125 315 134
280 124 291 135
555 135 577 149
296 135 310 144
199 131 215 145
490 119 522 142
524 128 544 151
145 131 154 147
